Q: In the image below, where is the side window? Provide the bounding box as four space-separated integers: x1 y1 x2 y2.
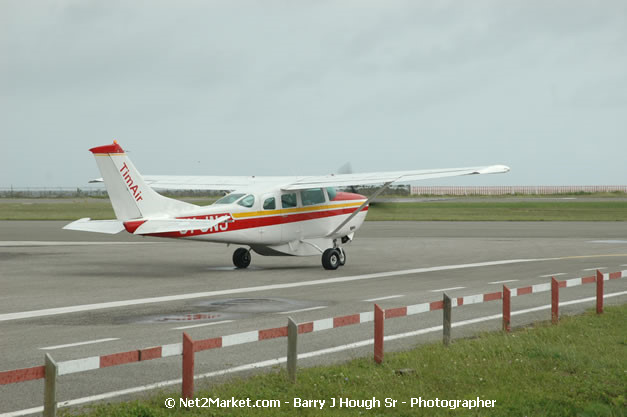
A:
301 188 325 206
281 193 297 208
237 194 255 208
263 197 276 210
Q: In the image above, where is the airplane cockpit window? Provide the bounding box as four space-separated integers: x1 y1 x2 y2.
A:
281 193 297 208
237 194 255 208
301 188 325 206
326 187 337 201
214 193 245 205
263 197 276 210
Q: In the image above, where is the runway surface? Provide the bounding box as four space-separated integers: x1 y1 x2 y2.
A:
1 220 627 415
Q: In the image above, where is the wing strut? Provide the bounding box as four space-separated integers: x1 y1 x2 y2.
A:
326 181 394 238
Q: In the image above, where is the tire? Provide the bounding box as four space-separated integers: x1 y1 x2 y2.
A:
233 248 251 269
338 248 346 266
322 248 340 270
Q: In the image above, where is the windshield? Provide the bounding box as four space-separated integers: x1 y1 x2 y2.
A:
214 193 245 205
238 194 255 208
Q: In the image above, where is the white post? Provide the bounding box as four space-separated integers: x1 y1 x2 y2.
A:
287 317 298 383
443 293 452 346
43 353 58 417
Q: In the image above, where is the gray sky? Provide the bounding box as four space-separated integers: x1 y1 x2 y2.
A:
1 0 626 187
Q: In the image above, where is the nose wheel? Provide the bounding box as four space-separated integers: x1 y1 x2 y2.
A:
322 248 346 270
233 248 251 269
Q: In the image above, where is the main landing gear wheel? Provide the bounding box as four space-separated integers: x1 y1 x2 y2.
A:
322 248 341 270
233 248 251 269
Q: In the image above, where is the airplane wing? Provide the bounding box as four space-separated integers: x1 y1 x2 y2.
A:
280 165 510 191
90 175 297 191
89 165 509 191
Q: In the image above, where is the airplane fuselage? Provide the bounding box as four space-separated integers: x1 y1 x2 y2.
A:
123 188 368 256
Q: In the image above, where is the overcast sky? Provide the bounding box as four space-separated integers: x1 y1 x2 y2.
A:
1 0 626 187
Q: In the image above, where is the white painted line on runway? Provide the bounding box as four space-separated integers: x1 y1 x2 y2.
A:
363 295 404 302
0 241 160 247
488 279 519 284
39 338 119 351
588 240 627 244
5 290 626 417
429 286 465 293
538 273 566 278
278 306 327 315
0 258 553 322
172 320 234 330
583 267 606 271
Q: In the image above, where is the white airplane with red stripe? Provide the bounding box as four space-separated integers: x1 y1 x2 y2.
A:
64 141 510 270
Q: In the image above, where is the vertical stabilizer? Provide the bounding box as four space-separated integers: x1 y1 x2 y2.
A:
89 141 196 220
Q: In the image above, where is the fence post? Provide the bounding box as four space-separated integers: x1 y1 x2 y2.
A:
287 317 298 383
43 353 58 417
443 293 452 346
596 270 604 314
502 286 511 332
551 277 559 324
182 332 195 399
374 304 384 364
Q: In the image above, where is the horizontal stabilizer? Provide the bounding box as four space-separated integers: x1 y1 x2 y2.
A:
133 216 231 235
63 218 125 234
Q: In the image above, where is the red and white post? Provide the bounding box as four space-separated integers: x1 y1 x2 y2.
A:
502 285 511 332
374 304 384 364
182 332 195 399
551 277 559 324
596 270 604 314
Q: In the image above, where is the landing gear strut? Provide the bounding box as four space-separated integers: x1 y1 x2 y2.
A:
337 247 346 266
233 248 251 269
322 247 346 270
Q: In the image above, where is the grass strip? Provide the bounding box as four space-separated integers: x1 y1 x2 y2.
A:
2 200 627 221
0 200 116 220
367 201 627 221
67 305 627 417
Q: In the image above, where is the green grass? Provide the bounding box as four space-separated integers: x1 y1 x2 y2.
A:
0 200 116 220
367 202 627 221
1 200 627 221
401 191 627 199
64 305 627 417
0 198 213 220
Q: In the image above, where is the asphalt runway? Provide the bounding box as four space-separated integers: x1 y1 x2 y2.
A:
1 220 627 415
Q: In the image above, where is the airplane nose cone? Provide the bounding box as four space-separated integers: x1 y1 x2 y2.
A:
333 191 367 201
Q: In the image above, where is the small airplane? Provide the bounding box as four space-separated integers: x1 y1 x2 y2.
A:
64 141 509 270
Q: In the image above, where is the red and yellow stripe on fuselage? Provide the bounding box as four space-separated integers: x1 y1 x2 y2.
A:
124 195 368 243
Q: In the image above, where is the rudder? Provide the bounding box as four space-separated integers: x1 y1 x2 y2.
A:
89 141 196 220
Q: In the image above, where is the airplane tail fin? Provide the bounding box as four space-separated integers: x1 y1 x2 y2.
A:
89 141 196 220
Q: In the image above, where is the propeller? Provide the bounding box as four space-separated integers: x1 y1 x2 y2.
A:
337 162 358 194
